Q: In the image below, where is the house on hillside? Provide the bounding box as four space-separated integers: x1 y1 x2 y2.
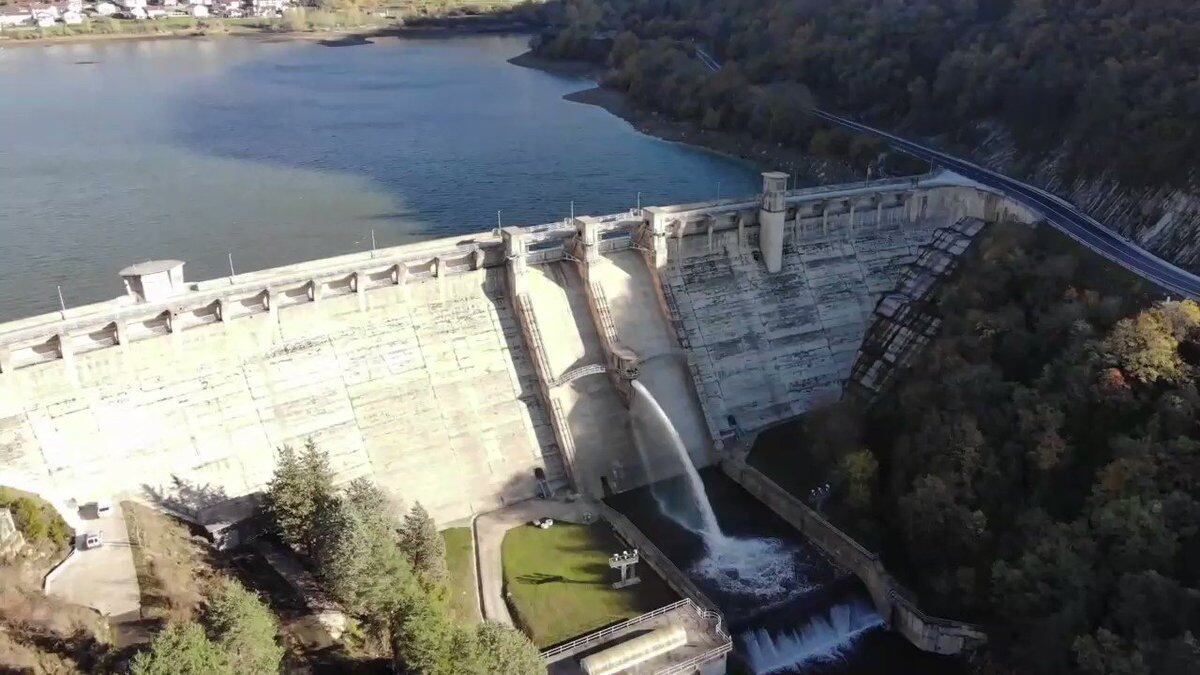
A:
211 0 242 17
187 3 207 17
250 0 287 17
27 3 61 27
0 9 31 27
94 1 119 15
62 8 83 23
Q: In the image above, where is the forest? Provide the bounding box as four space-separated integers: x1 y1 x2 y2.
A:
530 0 1200 188
756 222 1200 674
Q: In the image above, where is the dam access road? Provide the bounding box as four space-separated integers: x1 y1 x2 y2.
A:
692 44 1200 298
812 110 1200 300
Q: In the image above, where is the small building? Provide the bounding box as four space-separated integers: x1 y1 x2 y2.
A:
118 0 147 8
249 0 286 17
61 8 83 23
187 3 207 17
119 260 187 304
211 0 242 17
0 11 31 27
94 2 118 16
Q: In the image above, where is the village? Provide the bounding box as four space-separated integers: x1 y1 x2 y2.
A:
0 0 294 28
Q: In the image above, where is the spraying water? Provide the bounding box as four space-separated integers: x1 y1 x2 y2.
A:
629 380 802 600
628 378 884 673
629 379 722 536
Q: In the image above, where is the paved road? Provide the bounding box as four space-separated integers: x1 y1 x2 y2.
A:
812 110 1200 299
691 45 1200 298
473 499 599 626
46 503 140 617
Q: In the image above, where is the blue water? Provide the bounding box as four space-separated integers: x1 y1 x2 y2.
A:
0 34 759 320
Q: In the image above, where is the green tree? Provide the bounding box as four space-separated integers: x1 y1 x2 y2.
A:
264 439 335 557
204 581 284 675
131 622 232 675
837 449 878 511
470 621 543 675
390 598 467 675
400 502 448 585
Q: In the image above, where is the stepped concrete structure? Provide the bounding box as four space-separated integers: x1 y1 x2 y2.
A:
0 171 1036 526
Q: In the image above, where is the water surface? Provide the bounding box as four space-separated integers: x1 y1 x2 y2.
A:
0 35 759 321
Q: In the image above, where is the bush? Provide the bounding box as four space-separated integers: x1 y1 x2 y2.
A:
131 622 231 675
0 488 71 549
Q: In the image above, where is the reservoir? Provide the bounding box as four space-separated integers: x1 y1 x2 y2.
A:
0 34 759 321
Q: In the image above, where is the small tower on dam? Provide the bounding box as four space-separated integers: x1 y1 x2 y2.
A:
119 260 186 303
759 171 789 273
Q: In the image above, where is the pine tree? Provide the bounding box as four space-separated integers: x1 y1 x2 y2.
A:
400 502 448 585
131 622 232 675
204 581 285 675
264 439 334 557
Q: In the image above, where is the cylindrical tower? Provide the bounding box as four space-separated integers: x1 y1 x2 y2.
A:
758 171 789 272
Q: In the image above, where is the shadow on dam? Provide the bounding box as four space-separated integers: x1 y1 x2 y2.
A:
605 468 968 675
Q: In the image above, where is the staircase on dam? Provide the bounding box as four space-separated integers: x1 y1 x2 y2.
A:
0 171 1015 528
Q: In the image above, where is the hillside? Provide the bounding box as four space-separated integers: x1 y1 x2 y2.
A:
530 0 1200 270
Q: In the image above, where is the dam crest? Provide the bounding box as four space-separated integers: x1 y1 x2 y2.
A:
0 171 1035 527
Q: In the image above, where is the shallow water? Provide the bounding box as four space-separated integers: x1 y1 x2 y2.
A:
0 34 759 321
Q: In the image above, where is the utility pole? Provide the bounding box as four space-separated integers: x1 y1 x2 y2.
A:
370 229 377 257
56 285 66 320
636 192 642 212
717 180 722 201
570 201 575 220
227 253 236 284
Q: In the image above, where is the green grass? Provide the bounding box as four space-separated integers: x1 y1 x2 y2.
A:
441 527 480 626
501 522 677 648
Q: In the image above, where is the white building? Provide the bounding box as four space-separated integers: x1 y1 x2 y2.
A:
62 8 83 23
250 0 287 16
187 3 207 17
0 11 31 27
118 0 148 9
94 2 118 15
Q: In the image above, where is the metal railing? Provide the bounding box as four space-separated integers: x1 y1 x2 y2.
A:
540 598 693 660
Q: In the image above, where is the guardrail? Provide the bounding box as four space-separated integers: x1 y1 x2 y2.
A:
540 598 693 660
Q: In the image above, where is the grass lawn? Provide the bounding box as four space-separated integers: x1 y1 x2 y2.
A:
502 522 677 648
441 527 480 626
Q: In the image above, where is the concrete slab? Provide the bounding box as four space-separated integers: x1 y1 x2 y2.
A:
46 502 140 617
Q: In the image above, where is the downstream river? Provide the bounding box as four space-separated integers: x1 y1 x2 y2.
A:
0 34 758 321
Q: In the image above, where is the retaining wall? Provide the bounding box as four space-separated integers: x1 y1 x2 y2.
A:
721 458 987 655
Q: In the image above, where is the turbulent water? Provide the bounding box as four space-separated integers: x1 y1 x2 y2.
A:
629 379 889 673
742 601 886 674
0 35 759 321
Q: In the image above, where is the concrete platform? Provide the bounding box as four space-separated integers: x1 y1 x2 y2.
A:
543 599 730 675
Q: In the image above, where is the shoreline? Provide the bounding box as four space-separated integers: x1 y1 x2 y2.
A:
563 85 855 184
508 51 855 184
0 16 538 48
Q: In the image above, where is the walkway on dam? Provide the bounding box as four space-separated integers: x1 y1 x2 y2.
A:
473 499 597 626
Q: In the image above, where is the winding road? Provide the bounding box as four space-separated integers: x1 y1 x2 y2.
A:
812 110 1200 299
691 45 1200 298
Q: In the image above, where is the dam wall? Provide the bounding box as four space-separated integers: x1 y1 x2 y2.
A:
0 234 564 524
0 171 1022 523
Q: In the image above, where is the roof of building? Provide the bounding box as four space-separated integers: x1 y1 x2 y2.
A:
119 260 185 276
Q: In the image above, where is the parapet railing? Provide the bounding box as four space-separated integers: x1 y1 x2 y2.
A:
540 598 693 660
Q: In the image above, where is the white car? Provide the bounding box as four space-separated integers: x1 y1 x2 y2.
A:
83 531 103 550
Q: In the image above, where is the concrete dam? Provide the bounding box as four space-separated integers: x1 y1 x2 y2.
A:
0 172 1034 526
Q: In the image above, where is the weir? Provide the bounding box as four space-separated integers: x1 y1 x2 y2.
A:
0 170 1031 535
